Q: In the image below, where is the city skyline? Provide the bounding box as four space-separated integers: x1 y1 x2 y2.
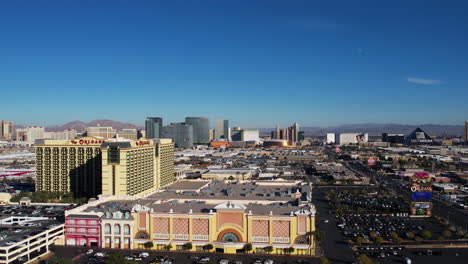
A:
1 0 467 127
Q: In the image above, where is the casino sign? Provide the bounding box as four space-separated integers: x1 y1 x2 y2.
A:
410 172 433 192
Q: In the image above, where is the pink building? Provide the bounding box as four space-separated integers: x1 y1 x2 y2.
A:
65 213 102 247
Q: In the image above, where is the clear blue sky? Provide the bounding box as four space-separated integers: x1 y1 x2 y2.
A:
1 0 467 128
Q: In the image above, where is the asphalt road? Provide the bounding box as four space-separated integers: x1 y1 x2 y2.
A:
312 187 354 264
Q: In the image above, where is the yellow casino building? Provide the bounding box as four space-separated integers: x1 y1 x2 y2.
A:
65 181 316 256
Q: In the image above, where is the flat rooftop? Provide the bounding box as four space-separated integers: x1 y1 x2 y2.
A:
148 180 302 202
164 180 210 192
81 180 310 216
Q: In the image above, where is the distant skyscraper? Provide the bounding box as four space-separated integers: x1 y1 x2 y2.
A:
215 120 230 140
326 133 336 144
465 121 468 142
232 127 242 141
119 128 138 140
293 122 299 143
275 124 280 139
272 122 299 144
0 120 13 141
280 128 288 140
145 117 163 139
161 123 194 148
209 128 215 141
298 131 305 141
16 126 45 143
86 127 116 139
185 117 209 144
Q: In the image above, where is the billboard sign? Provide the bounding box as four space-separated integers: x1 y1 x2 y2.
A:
410 202 433 216
411 192 432 201
410 173 433 192
410 173 433 217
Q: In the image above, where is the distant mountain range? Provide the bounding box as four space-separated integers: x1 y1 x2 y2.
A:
16 120 143 133
15 120 464 137
259 123 465 137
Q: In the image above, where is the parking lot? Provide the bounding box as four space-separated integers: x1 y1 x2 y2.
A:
354 246 468 264
338 214 450 242
0 204 72 221
52 246 320 264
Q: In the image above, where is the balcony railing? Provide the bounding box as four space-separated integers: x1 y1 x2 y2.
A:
65 231 99 236
173 234 189 240
154 233 170 239
273 237 290 243
253 236 269 243
192 234 209 241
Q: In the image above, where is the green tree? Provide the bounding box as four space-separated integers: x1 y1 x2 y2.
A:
357 254 373 264
369 232 377 239
394 237 403 244
421 230 432 239
143 241 154 249
406 232 415 239
390 232 399 240
355 236 366 245
10 192 31 203
442 230 452 238
183 242 193 251
319 256 331 264
164 244 173 251
283 247 295 255
264 246 273 254
243 243 253 253
203 244 214 251
375 236 384 244
414 236 423 243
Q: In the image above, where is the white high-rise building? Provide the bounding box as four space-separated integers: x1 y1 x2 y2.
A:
326 133 336 144
215 120 230 140
44 129 78 140
86 126 116 139
16 126 45 143
241 130 260 143
338 133 368 145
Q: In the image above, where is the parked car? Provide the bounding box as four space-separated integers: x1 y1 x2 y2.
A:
139 252 150 258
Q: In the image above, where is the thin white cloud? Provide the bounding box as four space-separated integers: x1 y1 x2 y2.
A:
406 77 442 85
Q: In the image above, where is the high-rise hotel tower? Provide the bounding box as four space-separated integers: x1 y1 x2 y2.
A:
35 137 174 198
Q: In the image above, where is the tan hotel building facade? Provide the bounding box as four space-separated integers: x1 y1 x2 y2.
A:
35 137 174 198
65 180 317 256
